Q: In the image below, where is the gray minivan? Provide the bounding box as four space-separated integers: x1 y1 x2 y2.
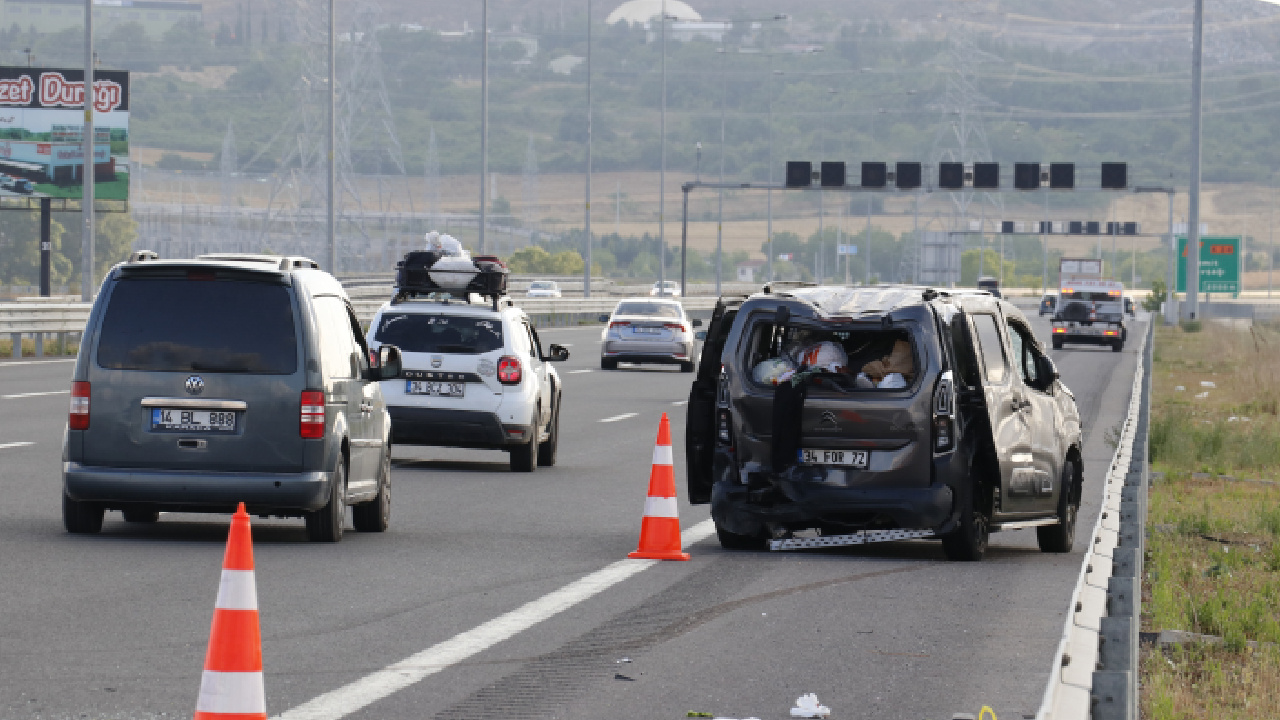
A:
61 252 402 542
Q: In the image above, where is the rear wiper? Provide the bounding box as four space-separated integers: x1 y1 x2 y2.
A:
191 362 251 373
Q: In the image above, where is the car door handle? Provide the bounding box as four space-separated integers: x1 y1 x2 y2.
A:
359 400 372 415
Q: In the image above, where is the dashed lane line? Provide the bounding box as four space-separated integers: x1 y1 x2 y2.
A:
567 369 593 375
672 400 689 406
0 358 76 367
274 520 716 720
2 390 69 399
0 441 35 450
598 412 638 423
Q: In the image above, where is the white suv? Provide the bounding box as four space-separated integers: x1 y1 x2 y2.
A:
367 296 569 471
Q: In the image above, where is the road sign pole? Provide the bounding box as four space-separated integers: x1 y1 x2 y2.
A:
40 197 51 297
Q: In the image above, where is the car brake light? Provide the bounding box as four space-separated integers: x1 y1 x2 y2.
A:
300 390 325 439
933 416 954 451
1052 327 1066 333
498 356 522 385
69 381 90 430
664 323 687 332
609 321 630 330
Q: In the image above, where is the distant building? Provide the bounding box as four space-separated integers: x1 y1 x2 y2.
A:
548 55 584 75
605 0 727 42
736 259 765 283
0 0 203 38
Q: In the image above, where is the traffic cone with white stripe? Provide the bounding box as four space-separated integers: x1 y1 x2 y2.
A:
194 503 267 720
628 413 690 561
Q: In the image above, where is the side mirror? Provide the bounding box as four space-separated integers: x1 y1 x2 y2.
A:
1036 354 1058 385
598 314 610 323
695 331 707 341
376 344 403 380
546 343 571 362
692 318 703 327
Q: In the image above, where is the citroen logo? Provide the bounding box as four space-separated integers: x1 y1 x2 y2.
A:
431 355 443 368
820 411 839 429
185 376 205 395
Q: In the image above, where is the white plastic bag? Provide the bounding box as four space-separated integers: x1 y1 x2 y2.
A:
855 372 876 388
752 357 797 386
878 372 907 389
795 341 847 373
789 693 831 719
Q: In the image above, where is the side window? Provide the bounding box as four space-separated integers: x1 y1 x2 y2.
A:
315 297 357 379
970 314 1007 384
527 323 545 360
345 306 370 372
1008 321 1041 388
509 319 530 355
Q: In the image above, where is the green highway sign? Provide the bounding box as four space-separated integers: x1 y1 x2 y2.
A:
1176 236 1240 296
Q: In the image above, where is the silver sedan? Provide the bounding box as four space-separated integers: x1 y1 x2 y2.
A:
599 298 701 372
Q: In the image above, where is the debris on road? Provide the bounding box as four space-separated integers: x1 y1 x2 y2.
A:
614 673 635 681
789 693 831 718
616 657 632 664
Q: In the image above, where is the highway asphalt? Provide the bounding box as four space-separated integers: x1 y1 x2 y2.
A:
0 311 1144 720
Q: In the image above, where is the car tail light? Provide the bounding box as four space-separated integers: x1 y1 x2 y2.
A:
1103 330 1118 336
300 390 325 439
933 416 954 451
1052 326 1066 334
69 381 90 430
498 356 522 385
717 408 732 443
931 371 954 452
664 322 688 332
609 321 630 330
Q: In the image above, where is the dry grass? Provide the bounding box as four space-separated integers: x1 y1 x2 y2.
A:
1143 322 1280 717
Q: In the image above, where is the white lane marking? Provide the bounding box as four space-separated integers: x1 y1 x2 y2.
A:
557 343 574 347
599 412 638 423
671 400 689 406
0 441 35 450
2 390 69 399
567 369 593 375
275 520 716 720
0 359 76 367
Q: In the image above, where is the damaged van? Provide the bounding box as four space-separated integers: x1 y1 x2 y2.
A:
686 285 1084 561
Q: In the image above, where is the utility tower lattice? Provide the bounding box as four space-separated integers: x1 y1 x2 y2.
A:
929 34 1005 228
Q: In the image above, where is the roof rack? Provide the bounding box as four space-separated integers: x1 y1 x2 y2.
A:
393 251 509 311
279 256 320 271
128 250 159 263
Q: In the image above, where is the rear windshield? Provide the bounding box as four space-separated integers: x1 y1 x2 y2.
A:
97 278 298 374
744 320 917 391
1063 292 1118 302
373 313 504 354
530 282 554 290
616 302 682 318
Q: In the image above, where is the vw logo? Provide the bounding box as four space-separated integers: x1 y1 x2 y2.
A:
185 376 205 395
431 355 443 368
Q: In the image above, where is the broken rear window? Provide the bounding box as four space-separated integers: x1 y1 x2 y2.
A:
744 320 918 391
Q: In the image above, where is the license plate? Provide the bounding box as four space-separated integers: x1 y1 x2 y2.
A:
634 326 661 334
151 408 237 432
799 448 869 468
406 380 466 397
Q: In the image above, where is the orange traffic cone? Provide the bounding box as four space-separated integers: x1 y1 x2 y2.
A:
628 413 690 561
194 503 267 720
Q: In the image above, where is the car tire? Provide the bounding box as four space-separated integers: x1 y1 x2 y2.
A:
306 459 346 542
715 521 767 551
353 448 391 533
941 468 990 562
1051 337 1063 350
601 357 617 370
63 492 104 534
537 397 559 467
680 361 695 373
122 509 160 524
1038 459 1079 553
1112 340 1123 353
511 409 539 472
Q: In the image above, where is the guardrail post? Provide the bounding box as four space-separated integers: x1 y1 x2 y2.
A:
10 332 20 359
35 332 44 357
58 332 67 355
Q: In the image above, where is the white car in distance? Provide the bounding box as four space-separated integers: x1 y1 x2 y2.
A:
650 280 681 297
599 298 701 372
526 280 562 298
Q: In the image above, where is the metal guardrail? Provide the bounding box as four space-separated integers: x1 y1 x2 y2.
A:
0 295 721 358
1037 320 1152 720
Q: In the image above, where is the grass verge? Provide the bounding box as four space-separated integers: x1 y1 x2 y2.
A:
1143 322 1280 718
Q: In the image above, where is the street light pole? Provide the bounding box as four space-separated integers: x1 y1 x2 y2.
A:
81 0 95 301
479 0 489 254
716 47 727 296
327 0 336 272
1187 0 1204 319
659 1 667 294
583 0 592 298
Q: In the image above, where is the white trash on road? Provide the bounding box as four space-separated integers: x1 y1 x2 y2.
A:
789 693 831 718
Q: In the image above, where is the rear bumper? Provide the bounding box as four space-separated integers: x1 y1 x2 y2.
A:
1054 332 1122 345
712 479 954 537
602 340 692 363
63 462 332 512
388 406 530 449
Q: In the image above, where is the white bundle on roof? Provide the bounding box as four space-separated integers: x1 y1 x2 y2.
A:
423 231 478 290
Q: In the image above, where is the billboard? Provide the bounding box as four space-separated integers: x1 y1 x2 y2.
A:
1176 236 1240 295
0 66 129 201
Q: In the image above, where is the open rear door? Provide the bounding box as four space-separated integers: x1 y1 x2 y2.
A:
685 298 741 504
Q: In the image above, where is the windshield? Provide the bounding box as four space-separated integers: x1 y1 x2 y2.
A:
97 278 298 374
530 282 553 290
615 302 682 318
373 313 504 354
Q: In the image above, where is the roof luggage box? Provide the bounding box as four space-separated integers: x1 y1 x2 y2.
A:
394 251 509 303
